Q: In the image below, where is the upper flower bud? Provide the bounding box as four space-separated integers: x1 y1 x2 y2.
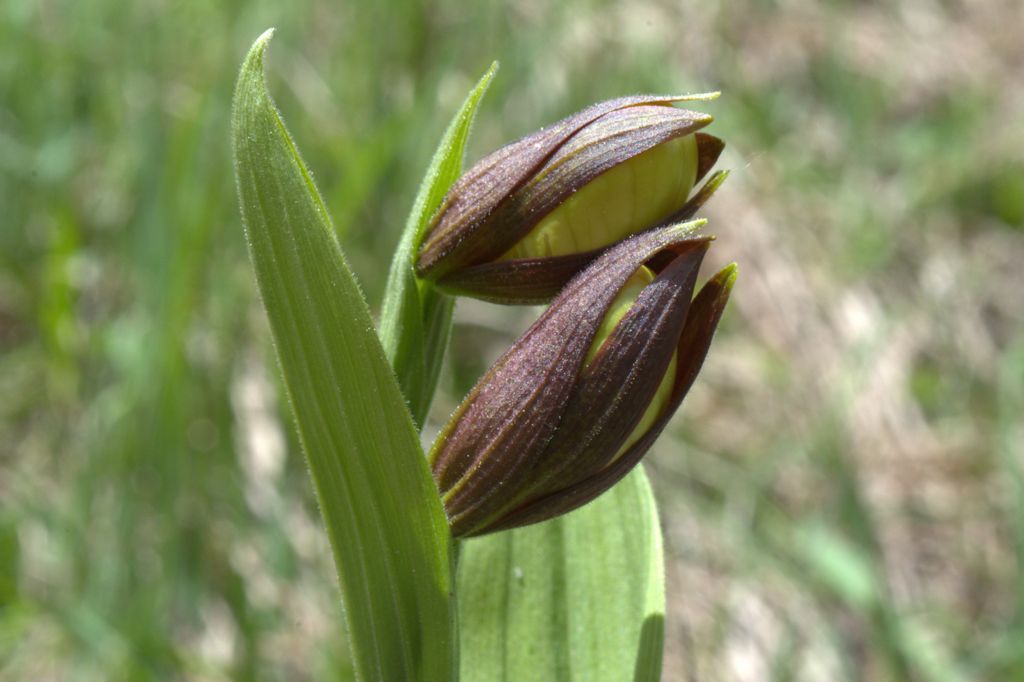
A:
415 95 728 304
429 223 736 537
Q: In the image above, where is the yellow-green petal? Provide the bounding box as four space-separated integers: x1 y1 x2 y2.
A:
501 133 699 261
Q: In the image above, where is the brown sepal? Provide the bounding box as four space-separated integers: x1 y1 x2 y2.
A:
482 263 735 534
430 226 712 537
505 243 709 504
694 132 725 184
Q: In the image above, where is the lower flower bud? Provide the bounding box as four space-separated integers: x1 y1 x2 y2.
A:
428 223 736 537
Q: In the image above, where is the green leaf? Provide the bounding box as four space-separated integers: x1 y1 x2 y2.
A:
457 468 665 681
379 62 497 426
232 30 453 681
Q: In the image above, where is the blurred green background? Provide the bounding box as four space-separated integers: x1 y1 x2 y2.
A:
2 0 1023 679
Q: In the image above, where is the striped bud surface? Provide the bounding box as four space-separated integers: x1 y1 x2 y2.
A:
428 223 736 537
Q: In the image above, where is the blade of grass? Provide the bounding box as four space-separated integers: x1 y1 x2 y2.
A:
232 30 453 681
457 468 665 681
379 62 497 426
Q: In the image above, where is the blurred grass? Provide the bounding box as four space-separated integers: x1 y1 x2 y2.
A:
1 0 1023 680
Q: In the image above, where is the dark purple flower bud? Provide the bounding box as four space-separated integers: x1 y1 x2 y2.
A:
415 95 728 304
429 223 736 537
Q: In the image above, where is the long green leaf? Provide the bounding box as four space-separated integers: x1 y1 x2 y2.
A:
379 62 497 426
457 468 665 681
232 29 453 681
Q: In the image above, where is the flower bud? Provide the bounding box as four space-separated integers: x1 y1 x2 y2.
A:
429 223 736 537
416 95 728 304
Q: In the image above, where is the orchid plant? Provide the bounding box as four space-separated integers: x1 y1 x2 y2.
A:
232 29 734 681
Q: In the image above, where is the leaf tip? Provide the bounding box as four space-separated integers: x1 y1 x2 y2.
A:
470 61 499 110
233 28 280 149
242 27 276 74
251 28 277 58
257 26 277 44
